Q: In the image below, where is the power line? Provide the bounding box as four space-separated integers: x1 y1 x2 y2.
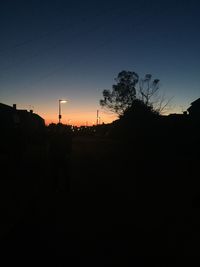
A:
0 5 129 74
0 5 124 56
21 8 156 87
1 3 167 92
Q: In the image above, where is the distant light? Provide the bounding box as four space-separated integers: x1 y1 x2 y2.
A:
60 100 67 103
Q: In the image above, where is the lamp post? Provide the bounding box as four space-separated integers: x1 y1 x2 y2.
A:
58 99 67 124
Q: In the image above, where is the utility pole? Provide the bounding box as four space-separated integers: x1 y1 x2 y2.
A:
96 110 99 125
58 99 67 124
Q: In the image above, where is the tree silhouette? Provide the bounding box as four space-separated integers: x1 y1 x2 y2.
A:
100 71 171 116
100 70 139 116
123 98 158 119
139 74 172 114
139 74 160 106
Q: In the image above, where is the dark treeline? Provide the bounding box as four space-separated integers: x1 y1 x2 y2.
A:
0 99 200 266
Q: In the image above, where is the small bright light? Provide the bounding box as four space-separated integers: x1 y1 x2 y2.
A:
60 100 67 103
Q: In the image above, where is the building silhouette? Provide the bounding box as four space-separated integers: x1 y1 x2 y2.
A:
0 103 45 130
187 98 200 119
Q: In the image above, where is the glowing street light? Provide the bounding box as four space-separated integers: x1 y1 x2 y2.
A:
58 99 67 124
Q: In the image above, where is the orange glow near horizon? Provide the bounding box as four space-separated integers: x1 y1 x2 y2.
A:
39 105 183 126
42 111 117 126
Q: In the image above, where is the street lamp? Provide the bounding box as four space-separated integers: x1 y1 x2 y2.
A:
58 99 67 124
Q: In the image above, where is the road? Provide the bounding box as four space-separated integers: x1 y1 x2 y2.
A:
0 136 198 266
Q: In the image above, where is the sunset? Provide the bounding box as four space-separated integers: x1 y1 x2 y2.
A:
1 0 200 266
1 0 200 125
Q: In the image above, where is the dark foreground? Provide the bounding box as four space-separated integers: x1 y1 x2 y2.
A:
0 136 200 266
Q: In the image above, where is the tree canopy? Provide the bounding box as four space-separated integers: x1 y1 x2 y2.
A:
100 70 169 117
100 71 139 116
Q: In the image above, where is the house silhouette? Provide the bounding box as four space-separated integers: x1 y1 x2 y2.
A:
0 103 45 130
187 98 200 119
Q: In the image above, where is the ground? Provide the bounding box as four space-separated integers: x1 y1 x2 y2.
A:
0 136 200 266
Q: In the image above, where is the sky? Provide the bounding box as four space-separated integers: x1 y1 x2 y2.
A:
0 0 200 125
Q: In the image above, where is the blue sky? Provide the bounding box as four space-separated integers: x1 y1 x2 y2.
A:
0 0 200 124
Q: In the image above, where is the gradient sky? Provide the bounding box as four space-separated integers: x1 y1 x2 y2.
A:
1 0 200 125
